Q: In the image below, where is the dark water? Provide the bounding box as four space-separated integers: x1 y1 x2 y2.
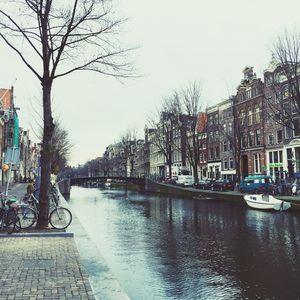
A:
69 186 300 300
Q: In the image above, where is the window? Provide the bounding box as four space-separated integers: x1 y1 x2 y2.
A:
283 102 290 116
240 110 246 125
252 88 257 98
209 148 213 159
274 151 278 163
254 105 260 123
223 160 228 170
223 123 227 132
246 90 251 99
253 153 261 173
199 153 203 162
199 140 203 149
265 75 273 86
240 93 246 101
275 92 281 103
255 129 261 146
229 141 233 151
277 130 283 144
215 147 220 159
292 101 298 114
275 72 286 83
269 152 273 164
268 133 274 145
241 135 247 148
248 132 255 147
285 121 293 138
269 150 283 169
229 158 234 169
279 150 283 163
223 141 228 152
293 119 300 137
247 110 253 125
283 85 289 99
214 114 218 125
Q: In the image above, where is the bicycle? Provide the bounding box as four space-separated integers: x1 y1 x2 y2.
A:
15 199 37 229
0 193 21 234
20 183 72 230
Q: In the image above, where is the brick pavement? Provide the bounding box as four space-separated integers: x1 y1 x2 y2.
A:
0 236 95 300
0 183 129 300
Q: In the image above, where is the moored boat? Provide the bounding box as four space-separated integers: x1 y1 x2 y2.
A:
244 194 291 211
104 178 112 188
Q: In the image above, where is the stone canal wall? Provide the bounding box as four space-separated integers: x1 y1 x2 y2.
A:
145 178 300 210
58 178 71 196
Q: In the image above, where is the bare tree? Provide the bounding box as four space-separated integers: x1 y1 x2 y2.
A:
0 0 133 227
231 97 243 184
266 30 300 127
211 97 242 185
180 81 202 184
119 129 137 177
40 119 73 175
147 92 181 179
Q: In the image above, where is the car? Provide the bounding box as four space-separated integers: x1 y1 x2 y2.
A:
164 177 177 185
211 179 234 191
176 175 194 187
239 175 274 194
194 180 213 190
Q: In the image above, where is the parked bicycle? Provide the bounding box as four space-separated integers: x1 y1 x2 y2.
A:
19 183 72 230
0 193 21 234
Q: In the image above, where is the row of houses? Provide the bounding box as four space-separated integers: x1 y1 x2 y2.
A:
97 61 300 183
0 87 40 184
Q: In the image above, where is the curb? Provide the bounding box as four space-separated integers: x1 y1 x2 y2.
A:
0 231 74 238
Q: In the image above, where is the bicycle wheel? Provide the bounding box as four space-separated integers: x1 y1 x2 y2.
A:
49 207 72 229
16 206 37 229
6 211 20 234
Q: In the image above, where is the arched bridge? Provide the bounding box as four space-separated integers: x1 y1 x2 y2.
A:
70 176 145 187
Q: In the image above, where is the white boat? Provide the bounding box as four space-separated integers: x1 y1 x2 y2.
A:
244 194 291 211
104 178 112 188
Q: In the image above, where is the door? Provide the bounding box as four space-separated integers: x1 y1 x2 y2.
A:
242 155 248 178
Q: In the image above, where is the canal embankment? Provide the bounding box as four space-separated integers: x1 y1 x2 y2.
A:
145 178 300 210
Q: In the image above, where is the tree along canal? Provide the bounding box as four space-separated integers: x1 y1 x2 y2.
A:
69 186 300 300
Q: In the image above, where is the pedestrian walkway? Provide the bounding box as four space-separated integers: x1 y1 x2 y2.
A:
0 183 95 300
0 183 131 300
0 236 95 300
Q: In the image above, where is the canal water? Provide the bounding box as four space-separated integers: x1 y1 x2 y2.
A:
69 186 300 300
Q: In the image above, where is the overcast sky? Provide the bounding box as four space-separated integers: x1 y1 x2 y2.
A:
1 0 300 166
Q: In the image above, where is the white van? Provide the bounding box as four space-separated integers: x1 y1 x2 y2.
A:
176 175 194 186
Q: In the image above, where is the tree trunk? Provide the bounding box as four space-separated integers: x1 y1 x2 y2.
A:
168 162 172 179
193 164 199 184
36 81 54 228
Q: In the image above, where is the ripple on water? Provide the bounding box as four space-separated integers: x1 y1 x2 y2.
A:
69 187 300 300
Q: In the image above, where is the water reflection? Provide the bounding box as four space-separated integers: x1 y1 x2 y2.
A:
69 187 300 300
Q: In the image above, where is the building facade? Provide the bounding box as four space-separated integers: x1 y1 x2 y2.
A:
235 67 266 178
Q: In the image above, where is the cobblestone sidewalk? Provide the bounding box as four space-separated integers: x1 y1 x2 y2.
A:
0 236 95 300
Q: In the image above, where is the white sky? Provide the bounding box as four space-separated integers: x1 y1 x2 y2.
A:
1 0 300 166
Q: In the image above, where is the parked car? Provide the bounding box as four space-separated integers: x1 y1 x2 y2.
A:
239 175 274 194
164 177 177 185
194 180 213 190
176 175 194 187
211 179 234 191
